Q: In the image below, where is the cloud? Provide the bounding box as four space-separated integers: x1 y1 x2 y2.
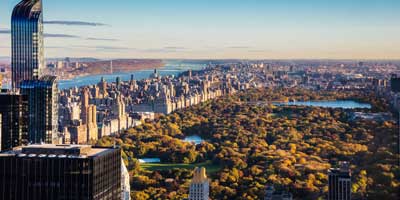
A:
86 37 119 41
44 33 80 38
95 46 133 50
137 48 188 53
45 46 69 49
0 29 11 34
248 50 271 53
227 46 252 49
163 46 186 50
0 29 119 41
73 45 134 51
44 20 109 27
0 30 80 39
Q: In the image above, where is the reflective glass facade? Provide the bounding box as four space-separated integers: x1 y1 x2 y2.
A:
0 146 121 200
0 94 29 152
20 75 58 144
11 0 44 89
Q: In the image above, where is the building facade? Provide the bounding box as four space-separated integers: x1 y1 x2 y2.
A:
0 144 121 200
121 159 131 200
0 114 2 151
0 94 29 152
264 185 293 200
11 0 44 89
189 167 209 200
328 162 352 200
20 75 58 144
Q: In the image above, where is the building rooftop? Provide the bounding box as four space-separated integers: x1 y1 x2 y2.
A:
328 161 352 176
12 0 42 19
0 144 115 158
191 167 208 184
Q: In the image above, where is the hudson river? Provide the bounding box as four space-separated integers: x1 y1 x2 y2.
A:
58 60 207 89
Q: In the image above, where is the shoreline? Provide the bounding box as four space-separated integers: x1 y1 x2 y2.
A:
56 65 165 81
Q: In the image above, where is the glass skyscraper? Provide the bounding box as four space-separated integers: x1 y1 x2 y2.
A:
11 0 44 89
0 145 122 200
0 94 29 152
20 75 58 144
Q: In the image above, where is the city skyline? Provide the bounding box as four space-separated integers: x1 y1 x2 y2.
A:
0 0 399 59
0 1 398 199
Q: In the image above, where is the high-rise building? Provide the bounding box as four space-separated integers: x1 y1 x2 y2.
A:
87 105 98 141
121 159 131 200
0 93 29 152
20 75 58 144
81 88 90 124
80 88 98 142
69 120 87 144
188 167 209 200
98 77 108 97
0 144 121 200
116 77 121 89
0 114 2 151
264 185 293 200
328 162 352 200
11 0 44 89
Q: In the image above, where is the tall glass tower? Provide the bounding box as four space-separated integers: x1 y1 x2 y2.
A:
11 0 44 89
20 75 58 144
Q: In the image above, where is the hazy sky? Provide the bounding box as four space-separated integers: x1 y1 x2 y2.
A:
0 0 399 59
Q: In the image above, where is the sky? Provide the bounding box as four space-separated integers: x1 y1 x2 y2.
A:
0 0 399 59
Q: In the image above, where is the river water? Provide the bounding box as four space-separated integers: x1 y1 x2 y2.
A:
58 60 207 89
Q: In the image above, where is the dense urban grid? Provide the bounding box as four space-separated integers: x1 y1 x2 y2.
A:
0 0 399 200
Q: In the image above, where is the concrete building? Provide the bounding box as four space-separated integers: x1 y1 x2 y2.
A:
264 185 293 200
328 162 352 200
87 105 98 141
121 159 131 200
68 120 87 144
188 167 209 200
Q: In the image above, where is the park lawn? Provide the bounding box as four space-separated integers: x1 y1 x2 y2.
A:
141 160 221 174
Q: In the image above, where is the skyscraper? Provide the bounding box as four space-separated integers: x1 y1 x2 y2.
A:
328 162 352 200
0 144 121 200
11 0 44 89
20 75 58 144
87 104 98 141
0 114 2 151
81 88 90 124
121 159 131 200
189 167 209 200
264 185 293 200
0 93 29 152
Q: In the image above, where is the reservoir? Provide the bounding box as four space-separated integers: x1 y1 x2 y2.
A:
274 100 371 109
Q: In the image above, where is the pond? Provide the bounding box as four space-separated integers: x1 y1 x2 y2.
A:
183 135 204 145
274 100 371 109
138 158 161 163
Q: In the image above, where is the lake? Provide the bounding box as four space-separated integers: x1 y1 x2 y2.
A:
274 100 371 109
58 60 207 89
184 135 204 145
